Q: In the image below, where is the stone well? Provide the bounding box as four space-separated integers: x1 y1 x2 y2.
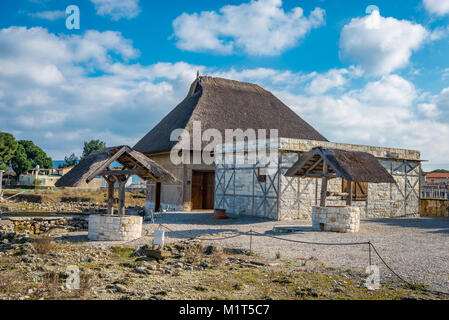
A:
88 215 142 241
312 206 360 233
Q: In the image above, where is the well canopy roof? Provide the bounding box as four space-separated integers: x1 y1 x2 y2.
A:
55 146 176 187
285 147 396 184
133 76 328 154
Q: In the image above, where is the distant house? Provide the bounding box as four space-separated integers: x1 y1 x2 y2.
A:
18 167 104 189
425 172 449 186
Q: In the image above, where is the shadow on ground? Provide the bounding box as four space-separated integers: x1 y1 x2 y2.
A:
363 217 449 234
150 212 273 226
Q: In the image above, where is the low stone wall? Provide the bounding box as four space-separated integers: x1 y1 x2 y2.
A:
312 206 360 233
0 216 88 236
420 199 449 217
88 215 142 241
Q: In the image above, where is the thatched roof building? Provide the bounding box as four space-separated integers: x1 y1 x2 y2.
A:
285 147 395 184
55 146 175 188
134 76 327 154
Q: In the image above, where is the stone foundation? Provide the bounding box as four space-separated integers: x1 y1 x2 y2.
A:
312 206 360 233
88 215 142 241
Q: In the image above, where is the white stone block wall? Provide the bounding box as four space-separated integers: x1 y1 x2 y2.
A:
215 137 421 221
88 215 142 241
312 206 360 233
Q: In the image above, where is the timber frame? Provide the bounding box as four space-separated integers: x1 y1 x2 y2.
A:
285 147 395 207
56 145 176 216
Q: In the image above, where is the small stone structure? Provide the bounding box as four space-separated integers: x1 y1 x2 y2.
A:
88 215 142 241
312 206 360 233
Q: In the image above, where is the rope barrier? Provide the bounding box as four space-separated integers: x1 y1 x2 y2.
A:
160 224 245 241
250 230 370 246
369 243 449 296
155 223 449 296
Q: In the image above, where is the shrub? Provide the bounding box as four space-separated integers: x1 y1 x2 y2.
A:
33 236 55 255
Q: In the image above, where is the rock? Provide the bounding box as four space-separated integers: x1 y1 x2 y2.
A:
204 245 218 255
200 262 210 268
107 284 128 293
134 267 150 275
174 262 183 269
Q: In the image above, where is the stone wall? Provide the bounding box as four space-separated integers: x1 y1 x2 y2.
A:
420 199 449 217
215 137 421 221
312 206 360 233
0 216 88 236
88 215 142 241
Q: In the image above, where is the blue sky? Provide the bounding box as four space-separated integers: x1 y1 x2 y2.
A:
0 0 448 170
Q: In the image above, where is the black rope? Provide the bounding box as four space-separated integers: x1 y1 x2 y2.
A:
250 230 370 246
369 243 449 296
155 224 449 296
160 224 244 241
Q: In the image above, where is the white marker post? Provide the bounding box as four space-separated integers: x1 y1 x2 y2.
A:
153 230 165 248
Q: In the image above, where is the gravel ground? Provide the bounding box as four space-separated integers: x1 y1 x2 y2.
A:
74 212 449 294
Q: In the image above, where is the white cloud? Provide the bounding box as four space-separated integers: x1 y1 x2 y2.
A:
266 74 449 168
418 103 440 118
423 0 449 16
28 10 66 21
339 11 428 76
0 26 199 159
90 0 140 21
2 26 449 169
172 0 325 55
306 67 362 95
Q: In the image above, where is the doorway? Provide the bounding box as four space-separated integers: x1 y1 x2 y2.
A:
191 171 215 210
155 182 162 212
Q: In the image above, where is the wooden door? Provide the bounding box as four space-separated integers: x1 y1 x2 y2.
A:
192 171 203 209
202 172 215 209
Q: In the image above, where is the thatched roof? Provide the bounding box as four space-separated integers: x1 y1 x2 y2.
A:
134 76 327 154
285 147 395 183
55 146 176 187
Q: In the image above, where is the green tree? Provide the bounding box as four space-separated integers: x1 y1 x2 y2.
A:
63 153 79 167
11 144 32 177
0 132 19 171
18 140 53 169
82 140 106 159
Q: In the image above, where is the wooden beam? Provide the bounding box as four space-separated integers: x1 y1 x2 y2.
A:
86 146 131 183
320 162 328 207
285 150 318 177
117 175 129 216
304 173 338 178
102 169 146 176
304 158 323 175
346 180 353 206
105 176 116 215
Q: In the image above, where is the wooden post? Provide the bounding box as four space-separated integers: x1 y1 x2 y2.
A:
346 180 353 206
117 175 128 216
320 162 328 207
107 176 116 215
145 181 151 216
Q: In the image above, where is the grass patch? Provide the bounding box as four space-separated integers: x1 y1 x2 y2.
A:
111 246 134 261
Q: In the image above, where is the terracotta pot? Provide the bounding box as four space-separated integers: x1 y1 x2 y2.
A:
212 209 229 220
